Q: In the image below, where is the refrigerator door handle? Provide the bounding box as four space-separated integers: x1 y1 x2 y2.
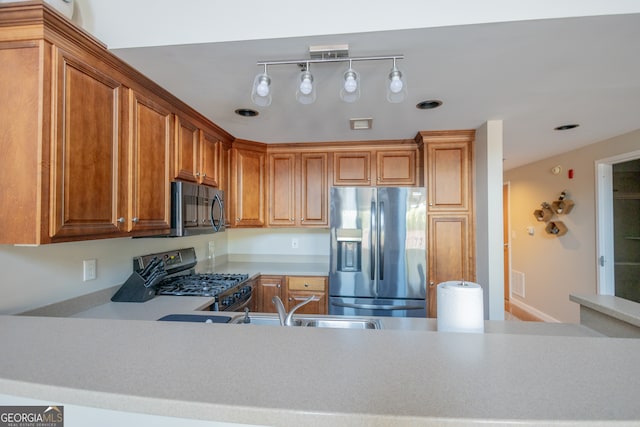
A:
379 201 384 281
331 301 425 311
370 200 376 281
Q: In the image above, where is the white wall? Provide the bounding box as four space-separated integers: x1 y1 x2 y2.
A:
504 128 640 322
71 0 640 49
227 228 329 260
0 228 329 315
475 121 505 320
0 233 227 315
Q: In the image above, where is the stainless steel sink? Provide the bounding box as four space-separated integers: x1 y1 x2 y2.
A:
230 314 381 329
303 319 380 329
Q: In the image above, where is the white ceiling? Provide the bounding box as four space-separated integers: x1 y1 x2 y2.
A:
72 1 640 170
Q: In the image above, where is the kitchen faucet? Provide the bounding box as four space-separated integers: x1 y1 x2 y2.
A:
272 295 315 326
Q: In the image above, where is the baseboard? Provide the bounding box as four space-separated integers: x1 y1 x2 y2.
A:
508 299 560 323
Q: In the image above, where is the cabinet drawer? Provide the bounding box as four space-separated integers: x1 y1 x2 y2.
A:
287 276 326 291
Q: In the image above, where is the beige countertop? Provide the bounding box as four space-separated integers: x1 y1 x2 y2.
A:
9 263 636 426
1 314 638 426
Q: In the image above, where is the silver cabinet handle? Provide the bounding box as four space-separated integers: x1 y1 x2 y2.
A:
132 217 138 223
117 217 125 224
301 218 304 222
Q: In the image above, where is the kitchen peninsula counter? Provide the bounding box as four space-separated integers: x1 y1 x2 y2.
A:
1 314 638 426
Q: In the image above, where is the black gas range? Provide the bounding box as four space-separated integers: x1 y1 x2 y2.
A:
155 272 251 311
113 247 253 311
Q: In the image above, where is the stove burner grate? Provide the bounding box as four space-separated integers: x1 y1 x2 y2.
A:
155 273 249 297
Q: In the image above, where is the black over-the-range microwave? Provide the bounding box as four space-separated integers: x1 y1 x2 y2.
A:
168 181 225 237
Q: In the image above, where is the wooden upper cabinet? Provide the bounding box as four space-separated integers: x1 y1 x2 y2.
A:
299 152 328 226
126 90 172 234
0 42 42 244
333 149 417 186
268 151 328 227
173 115 221 187
173 115 199 183
376 150 417 186
49 47 124 239
268 153 296 226
426 139 472 212
200 131 221 187
231 146 265 227
333 151 371 186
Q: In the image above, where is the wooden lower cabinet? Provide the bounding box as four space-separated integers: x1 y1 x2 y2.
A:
256 275 284 313
255 275 328 315
285 276 328 315
427 214 473 317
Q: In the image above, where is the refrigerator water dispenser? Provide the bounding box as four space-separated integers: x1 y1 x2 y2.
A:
336 229 362 272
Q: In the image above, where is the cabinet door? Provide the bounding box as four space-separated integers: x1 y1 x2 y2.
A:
300 152 328 226
286 291 327 315
376 150 417 186
232 148 265 227
50 47 123 239
427 142 470 212
333 152 371 186
174 115 199 182
200 131 220 187
127 91 172 233
258 275 284 313
268 153 296 226
427 215 472 317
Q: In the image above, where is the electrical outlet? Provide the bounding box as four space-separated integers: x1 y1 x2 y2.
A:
83 259 97 281
291 238 299 249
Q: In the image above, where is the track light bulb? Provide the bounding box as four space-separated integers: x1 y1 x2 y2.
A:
251 67 272 107
389 71 403 93
340 68 360 103
300 75 313 95
344 72 357 93
386 61 407 103
296 69 316 104
256 77 270 97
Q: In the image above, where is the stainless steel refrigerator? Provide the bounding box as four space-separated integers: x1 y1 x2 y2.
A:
329 187 427 317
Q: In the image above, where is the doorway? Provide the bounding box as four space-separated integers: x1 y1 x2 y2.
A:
596 150 640 298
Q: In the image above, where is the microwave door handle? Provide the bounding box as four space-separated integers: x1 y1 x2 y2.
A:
211 193 223 231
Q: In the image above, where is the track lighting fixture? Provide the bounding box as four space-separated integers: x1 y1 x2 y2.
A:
251 64 272 107
251 44 404 107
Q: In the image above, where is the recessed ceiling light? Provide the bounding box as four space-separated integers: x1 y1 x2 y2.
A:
350 118 373 130
554 124 579 131
235 108 259 117
416 100 442 110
